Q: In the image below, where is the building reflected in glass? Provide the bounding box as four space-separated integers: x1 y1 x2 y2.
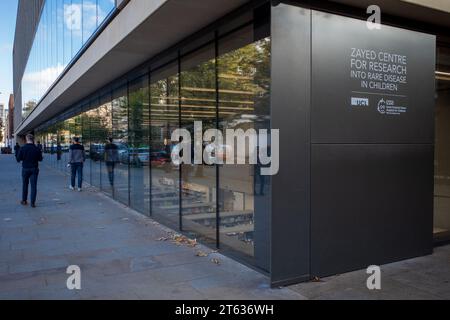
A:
21 0 115 119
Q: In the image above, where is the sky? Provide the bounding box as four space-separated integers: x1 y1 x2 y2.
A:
0 0 18 109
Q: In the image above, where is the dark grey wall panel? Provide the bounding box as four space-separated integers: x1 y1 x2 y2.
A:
270 3 311 286
311 11 436 144
311 144 434 277
308 9 436 278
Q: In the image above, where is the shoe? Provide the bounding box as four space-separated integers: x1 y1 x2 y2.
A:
69 186 75 191
77 188 82 192
20 200 27 206
31 203 36 208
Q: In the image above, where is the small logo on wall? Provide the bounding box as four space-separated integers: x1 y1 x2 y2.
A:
377 98 407 116
377 99 387 114
351 97 369 107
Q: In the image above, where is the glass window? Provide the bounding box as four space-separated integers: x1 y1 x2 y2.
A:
129 76 150 214
97 0 115 27
71 0 83 57
51 0 58 85
63 0 73 66
46 2 51 90
21 0 116 123
180 43 217 246
434 45 450 243
150 62 180 228
217 24 271 266
83 0 97 44
111 87 129 204
220 14 271 270
81 106 92 185
87 98 106 189
57 0 65 74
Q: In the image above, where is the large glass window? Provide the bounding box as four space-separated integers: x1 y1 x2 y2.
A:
57 0 65 78
180 43 218 246
216 26 271 265
97 0 115 27
434 45 450 243
71 0 83 57
81 105 92 185
21 0 116 120
111 87 129 204
150 62 180 228
63 0 73 66
87 99 104 189
82 0 97 45
129 76 150 214
33 5 271 271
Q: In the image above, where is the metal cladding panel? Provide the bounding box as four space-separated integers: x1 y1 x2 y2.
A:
309 11 435 277
270 3 311 286
311 144 434 277
311 11 436 144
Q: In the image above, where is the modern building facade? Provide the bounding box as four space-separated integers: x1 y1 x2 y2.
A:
7 94 14 146
13 0 450 286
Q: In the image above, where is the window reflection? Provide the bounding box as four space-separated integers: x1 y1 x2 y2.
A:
434 46 450 243
180 43 218 245
129 77 150 214
150 62 180 228
33 7 271 271
21 0 116 119
218 25 271 262
71 0 83 57
111 87 128 203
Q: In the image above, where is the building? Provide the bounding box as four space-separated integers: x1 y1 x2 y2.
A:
13 0 450 286
7 94 14 146
0 103 5 146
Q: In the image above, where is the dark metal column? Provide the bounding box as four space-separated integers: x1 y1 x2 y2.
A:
270 3 311 287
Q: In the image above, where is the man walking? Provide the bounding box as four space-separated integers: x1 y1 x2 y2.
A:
36 141 43 153
16 134 43 208
105 138 119 187
69 137 85 191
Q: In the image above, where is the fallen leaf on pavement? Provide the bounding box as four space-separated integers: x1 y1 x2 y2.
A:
211 258 221 265
196 251 208 257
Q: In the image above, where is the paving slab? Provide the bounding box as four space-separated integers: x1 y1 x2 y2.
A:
1 154 449 300
0 155 302 300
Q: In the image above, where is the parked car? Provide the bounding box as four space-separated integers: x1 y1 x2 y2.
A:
1 147 12 154
130 148 150 166
150 151 171 167
90 144 105 161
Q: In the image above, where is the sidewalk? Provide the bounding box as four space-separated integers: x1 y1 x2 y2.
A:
1 154 449 300
0 155 303 300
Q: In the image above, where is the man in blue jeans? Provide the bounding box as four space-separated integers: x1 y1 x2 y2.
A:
69 137 85 192
16 134 43 208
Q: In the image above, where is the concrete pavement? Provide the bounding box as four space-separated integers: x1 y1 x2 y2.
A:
0 154 449 300
0 154 303 300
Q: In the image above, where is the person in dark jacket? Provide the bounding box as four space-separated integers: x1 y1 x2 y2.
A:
14 143 20 159
69 137 85 191
36 141 43 152
56 143 62 161
16 134 43 208
105 138 119 187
